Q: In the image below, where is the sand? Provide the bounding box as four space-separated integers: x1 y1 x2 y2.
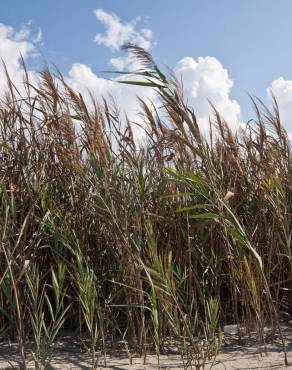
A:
1 328 292 369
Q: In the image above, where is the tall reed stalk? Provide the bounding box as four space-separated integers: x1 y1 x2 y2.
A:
0 46 291 368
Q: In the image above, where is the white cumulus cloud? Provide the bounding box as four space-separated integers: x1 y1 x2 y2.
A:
0 17 242 140
174 56 241 131
93 9 154 71
0 22 39 95
268 77 292 137
94 9 153 51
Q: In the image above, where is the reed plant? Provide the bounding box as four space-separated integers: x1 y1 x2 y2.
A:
0 46 291 368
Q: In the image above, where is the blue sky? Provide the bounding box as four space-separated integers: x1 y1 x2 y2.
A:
1 0 292 134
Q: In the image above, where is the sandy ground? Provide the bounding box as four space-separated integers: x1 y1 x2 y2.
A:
1 328 292 369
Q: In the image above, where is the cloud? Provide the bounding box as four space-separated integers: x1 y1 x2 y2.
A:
109 55 131 71
109 53 146 72
33 29 43 44
93 9 155 71
0 17 241 140
75 11 241 134
64 8 159 139
94 9 153 51
109 54 137 71
268 77 292 136
0 22 39 95
174 56 241 131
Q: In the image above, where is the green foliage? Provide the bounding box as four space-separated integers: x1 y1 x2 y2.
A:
26 263 69 369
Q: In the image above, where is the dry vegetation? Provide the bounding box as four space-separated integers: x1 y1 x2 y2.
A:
0 46 291 369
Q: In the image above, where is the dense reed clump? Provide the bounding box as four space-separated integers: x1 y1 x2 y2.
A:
0 47 291 369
